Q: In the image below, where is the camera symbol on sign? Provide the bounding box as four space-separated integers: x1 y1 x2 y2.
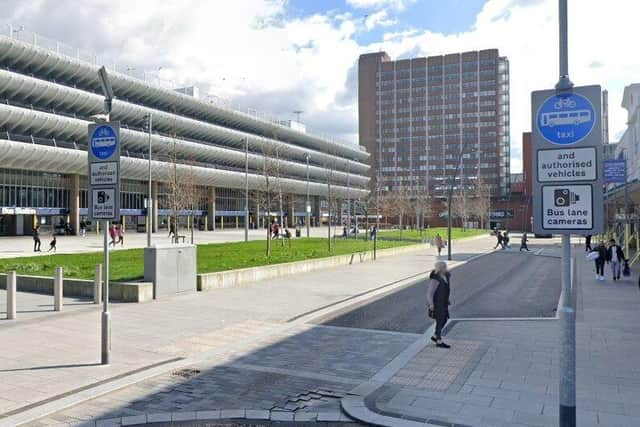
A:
97 191 110 204
554 189 580 207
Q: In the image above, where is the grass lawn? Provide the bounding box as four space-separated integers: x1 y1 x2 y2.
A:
0 237 412 282
0 229 488 282
378 227 489 242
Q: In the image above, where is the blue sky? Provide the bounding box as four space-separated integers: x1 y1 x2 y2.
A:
287 0 487 44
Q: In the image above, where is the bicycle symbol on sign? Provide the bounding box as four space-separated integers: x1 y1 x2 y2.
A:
554 98 576 109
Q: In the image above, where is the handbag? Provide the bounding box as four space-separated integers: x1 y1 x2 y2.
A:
428 307 435 319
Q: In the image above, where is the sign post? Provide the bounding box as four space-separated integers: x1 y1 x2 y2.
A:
88 122 121 366
532 3 604 427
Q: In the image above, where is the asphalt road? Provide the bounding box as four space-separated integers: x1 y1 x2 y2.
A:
318 248 561 334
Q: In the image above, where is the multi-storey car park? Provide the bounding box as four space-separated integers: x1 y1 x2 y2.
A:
0 31 369 236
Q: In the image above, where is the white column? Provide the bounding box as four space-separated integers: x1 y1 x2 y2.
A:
54 267 63 311
7 271 16 320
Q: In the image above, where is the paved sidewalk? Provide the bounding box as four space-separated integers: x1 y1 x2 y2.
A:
0 235 493 425
343 245 640 427
0 290 96 324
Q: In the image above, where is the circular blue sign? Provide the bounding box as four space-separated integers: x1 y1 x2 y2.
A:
536 92 595 145
90 125 118 160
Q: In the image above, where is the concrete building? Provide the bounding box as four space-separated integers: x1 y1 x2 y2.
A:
0 31 369 236
358 49 510 203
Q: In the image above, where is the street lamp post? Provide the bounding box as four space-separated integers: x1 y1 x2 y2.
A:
447 148 475 261
97 66 114 366
146 113 152 248
306 154 310 238
244 136 249 242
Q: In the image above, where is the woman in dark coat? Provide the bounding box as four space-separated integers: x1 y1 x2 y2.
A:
427 261 451 348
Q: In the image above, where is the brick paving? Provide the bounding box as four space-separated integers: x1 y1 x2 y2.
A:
24 325 419 426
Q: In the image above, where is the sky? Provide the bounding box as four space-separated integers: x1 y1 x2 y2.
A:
2 0 638 173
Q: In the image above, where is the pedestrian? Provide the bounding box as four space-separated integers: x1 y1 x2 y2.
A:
271 222 280 239
33 225 42 252
520 232 530 251
435 233 443 256
503 230 510 249
80 219 86 237
494 231 503 249
585 234 592 252
48 234 57 252
370 225 377 240
117 224 124 247
342 226 348 239
594 240 607 281
427 261 451 349
168 222 175 239
108 223 117 246
606 238 625 281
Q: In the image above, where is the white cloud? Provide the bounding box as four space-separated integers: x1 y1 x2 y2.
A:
346 0 416 11
3 0 639 173
364 10 396 30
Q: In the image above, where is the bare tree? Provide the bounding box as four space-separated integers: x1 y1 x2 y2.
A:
165 116 198 244
471 176 492 229
452 183 472 231
325 159 335 252
412 193 433 233
255 144 281 257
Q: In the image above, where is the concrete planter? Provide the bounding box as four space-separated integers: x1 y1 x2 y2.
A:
197 242 430 291
0 273 152 303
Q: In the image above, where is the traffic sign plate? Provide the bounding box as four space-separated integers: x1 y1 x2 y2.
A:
90 125 118 160
90 162 118 185
88 122 120 222
541 184 593 230
91 188 116 219
531 85 603 235
536 92 595 145
537 147 596 182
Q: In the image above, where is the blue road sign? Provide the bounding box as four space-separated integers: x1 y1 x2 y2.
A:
603 159 626 184
536 92 596 145
90 125 118 160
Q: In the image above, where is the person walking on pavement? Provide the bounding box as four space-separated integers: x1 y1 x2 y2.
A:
585 234 592 252
33 225 42 252
435 233 443 256
427 261 451 348
606 238 625 281
117 224 124 247
594 240 607 281
48 234 57 252
520 232 530 251
168 222 175 239
494 231 503 249
503 230 510 249
80 219 86 237
108 223 117 247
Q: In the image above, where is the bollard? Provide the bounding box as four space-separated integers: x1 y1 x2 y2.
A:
7 271 16 320
93 264 102 304
54 266 63 311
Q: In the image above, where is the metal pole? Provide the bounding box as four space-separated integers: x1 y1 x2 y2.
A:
306 154 310 238
447 150 465 261
102 220 110 365
559 235 575 427
556 1 575 425
147 114 152 248
244 136 249 242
